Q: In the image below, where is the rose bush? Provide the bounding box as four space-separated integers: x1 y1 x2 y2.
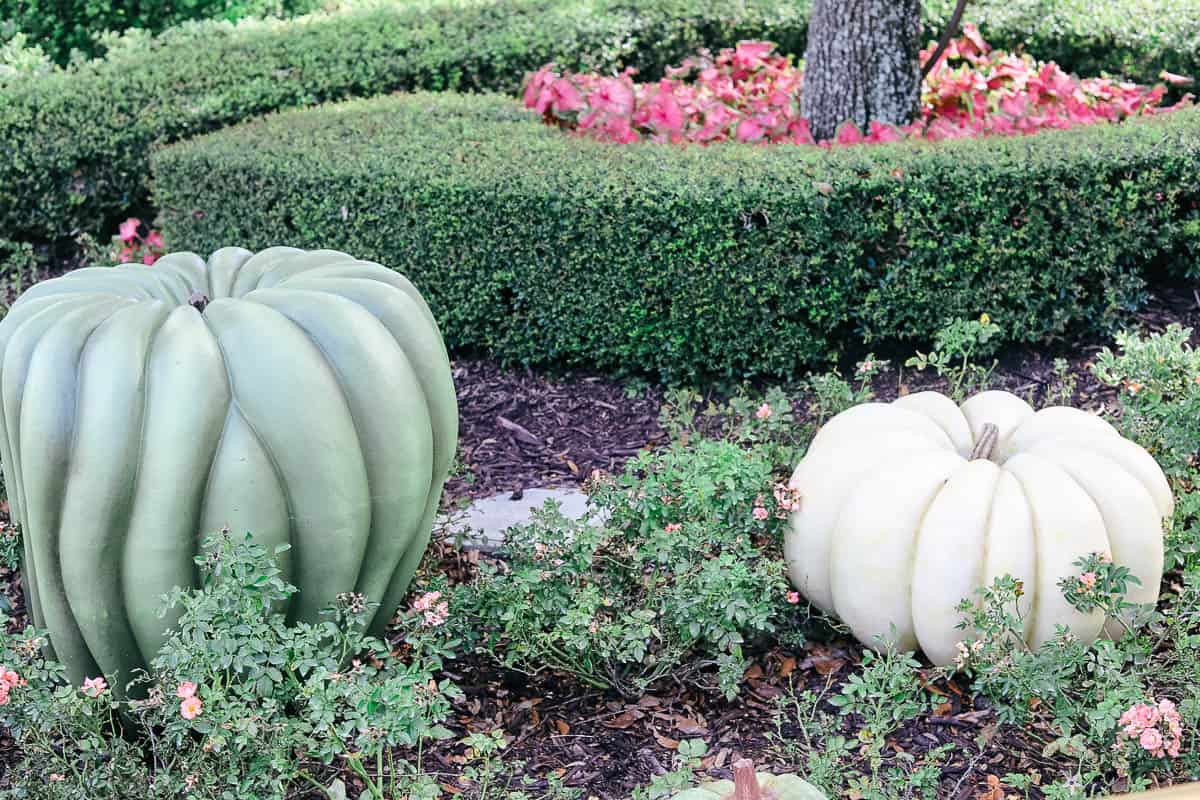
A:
524 25 1191 147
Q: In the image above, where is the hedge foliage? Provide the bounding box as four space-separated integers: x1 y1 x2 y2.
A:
152 92 1200 381
0 0 809 244
0 0 319 64
4 0 1200 247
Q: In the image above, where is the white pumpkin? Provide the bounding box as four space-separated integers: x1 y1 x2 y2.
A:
784 390 1172 666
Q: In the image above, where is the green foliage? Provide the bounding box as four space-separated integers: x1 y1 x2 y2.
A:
0 0 810 245
1093 324 1200 480
829 644 927 750
0 529 459 800
632 739 708 800
153 92 1200 380
905 316 1003 401
0 0 320 65
451 437 796 699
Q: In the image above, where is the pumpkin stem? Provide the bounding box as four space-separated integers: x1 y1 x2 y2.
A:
731 759 763 800
969 423 1000 461
188 291 210 314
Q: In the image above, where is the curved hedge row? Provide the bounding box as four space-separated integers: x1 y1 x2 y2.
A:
152 92 1200 381
4 0 1199 247
0 0 810 244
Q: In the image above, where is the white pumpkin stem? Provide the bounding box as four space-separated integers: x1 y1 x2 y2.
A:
731 759 763 800
969 423 1000 461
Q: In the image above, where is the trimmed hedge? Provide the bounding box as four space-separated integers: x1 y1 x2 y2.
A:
0 0 810 244
4 0 1199 247
152 92 1200 381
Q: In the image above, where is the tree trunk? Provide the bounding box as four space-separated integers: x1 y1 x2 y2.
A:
801 0 922 142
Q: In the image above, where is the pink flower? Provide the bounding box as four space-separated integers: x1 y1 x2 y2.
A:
176 681 197 699
755 403 772 420
786 591 800 604
1079 572 1097 589
146 231 165 249
413 590 442 612
0 668 21 688
664 523 682 533
752 506 769 521
118 218 140 243
82 676 107 698
1140 727 1164 754
423 601 449 627
0 685 9 706
49 774 64 782
180 695 203 720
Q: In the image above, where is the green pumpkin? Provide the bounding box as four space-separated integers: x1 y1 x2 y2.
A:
671 761 825 800
0 247 457 687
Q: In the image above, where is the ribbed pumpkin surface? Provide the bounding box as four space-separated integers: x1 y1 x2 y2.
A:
0 247 457 687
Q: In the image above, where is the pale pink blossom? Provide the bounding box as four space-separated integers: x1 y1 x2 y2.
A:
664 523 682 533
82 676 107 698
785 591 800 605
755 403 772 420
180 695 203 720
752 506 769 521
176 681 197 699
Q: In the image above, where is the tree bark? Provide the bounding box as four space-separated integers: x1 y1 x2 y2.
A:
802 0 923 142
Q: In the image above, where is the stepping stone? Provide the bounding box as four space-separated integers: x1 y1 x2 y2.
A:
439 487 599 552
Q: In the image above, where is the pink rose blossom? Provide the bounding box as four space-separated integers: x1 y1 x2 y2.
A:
755 403 772 420
180 696 203 720
82 676 107 698
1139 728 1164 754
752 506 769 521
176 681 197 699
786 591 800 604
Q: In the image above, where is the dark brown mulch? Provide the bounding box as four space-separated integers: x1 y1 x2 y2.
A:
445 362 666 501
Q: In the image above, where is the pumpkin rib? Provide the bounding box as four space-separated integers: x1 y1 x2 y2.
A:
911 459 1000 665
982 472 1037 641
21 303 123 683
152 251 211 297
60 301 173 687
125 306 234 662
244 287 436 611
203 298 373 624
206 246 263 299
1005 453 1108 647
198 308 304 622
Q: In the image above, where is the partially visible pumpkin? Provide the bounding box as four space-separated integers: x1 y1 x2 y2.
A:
671 760 825 800
0 247 457 687
785 390 1172 666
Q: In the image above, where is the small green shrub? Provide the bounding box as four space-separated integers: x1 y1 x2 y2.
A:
0 529 459 800
452 436 799 699
154 92 1200 380
0 0 320 64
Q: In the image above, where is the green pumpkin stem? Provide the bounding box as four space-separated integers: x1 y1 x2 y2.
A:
969 423 1000 461
731 759 763 800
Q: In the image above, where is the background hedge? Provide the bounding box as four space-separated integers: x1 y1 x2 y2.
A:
152 92 1200 381
4 0 1199 248
0 0 809 245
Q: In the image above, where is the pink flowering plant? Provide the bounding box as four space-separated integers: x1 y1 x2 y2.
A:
109 216 167 265
524 25 1188 149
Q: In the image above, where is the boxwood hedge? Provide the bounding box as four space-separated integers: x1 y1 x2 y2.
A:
0 0 810 244
152 92 1200 381
4 0 1198 247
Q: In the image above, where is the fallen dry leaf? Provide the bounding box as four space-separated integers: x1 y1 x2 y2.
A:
554 719 571 735
975 774 1005 800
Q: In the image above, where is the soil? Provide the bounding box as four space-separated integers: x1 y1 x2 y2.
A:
2 276 1200 798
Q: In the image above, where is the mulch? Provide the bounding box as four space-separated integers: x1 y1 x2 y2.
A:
3 277 1200 798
